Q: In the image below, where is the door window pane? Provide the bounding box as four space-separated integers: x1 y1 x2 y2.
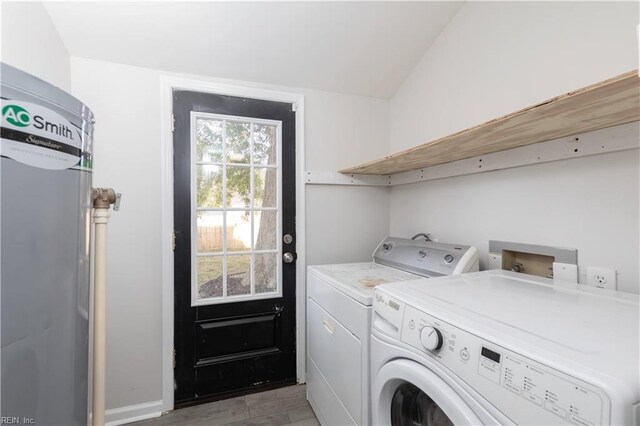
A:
254 211 277 250
197 256 223 299
252 124 277 166
195 118 223 162
254 167 277 208
226 122 251 164
196 165 223 208
226 211 251 252
227 255 251 296
197 211 224 253
255 253 278 294
225 166 251 208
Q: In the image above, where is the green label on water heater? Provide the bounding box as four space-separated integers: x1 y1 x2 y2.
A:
0 100 92 171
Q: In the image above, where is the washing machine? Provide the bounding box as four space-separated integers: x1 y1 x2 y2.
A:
307 236 479 426
371 270 640 425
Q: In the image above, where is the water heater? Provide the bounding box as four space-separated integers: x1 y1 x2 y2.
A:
1 63 93 425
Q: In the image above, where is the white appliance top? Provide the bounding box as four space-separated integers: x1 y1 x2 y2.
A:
309 262 421 305
308 236 479 306
375 270 640 402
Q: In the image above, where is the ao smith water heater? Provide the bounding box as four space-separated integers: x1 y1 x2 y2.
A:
1 63 118 425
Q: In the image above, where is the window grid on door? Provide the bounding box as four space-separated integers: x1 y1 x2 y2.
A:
190 111 282 306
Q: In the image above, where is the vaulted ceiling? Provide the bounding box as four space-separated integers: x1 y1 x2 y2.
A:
45 1 463 98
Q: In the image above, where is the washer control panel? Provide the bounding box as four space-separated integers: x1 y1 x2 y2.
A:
373 294 611 426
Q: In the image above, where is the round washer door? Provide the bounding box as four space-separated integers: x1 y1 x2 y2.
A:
373 359 485 426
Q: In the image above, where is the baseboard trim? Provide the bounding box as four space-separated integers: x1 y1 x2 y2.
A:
105 400 164 426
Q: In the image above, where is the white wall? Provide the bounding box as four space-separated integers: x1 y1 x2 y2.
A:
304 90 391 266
306 185 389 266
389 1 640 293
1 2 71 91
70 57 390 411
71 59 164 412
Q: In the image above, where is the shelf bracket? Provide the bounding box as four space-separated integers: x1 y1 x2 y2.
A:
304 171 391 186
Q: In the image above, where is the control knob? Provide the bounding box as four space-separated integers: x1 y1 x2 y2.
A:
420 326 444 352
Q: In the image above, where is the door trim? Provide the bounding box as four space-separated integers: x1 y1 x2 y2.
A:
160 76 306 412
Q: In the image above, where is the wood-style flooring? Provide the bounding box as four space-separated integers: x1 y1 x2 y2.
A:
128 385 318 426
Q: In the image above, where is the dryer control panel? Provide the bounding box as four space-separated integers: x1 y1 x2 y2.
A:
373 291 611 426
372 236 478 277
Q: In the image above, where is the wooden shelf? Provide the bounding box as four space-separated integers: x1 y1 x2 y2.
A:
340 70 640 175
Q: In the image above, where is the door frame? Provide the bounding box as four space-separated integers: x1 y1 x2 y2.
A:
159 75 306 412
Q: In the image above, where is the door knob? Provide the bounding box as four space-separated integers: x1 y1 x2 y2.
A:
283 252 296 264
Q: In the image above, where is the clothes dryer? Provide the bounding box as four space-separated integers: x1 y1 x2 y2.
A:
307 236 479 425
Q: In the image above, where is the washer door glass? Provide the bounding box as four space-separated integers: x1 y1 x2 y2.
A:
391 382 454 426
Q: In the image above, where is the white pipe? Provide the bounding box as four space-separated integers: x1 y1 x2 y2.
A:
92 207 110 426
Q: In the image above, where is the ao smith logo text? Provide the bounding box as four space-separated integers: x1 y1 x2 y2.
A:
2 104 74 139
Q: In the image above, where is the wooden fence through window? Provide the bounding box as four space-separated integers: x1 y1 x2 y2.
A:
197 226 248 252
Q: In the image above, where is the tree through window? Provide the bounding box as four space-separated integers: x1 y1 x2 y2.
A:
193 114 281 303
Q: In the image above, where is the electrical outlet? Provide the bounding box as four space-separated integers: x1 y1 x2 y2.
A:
586 266 617 290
